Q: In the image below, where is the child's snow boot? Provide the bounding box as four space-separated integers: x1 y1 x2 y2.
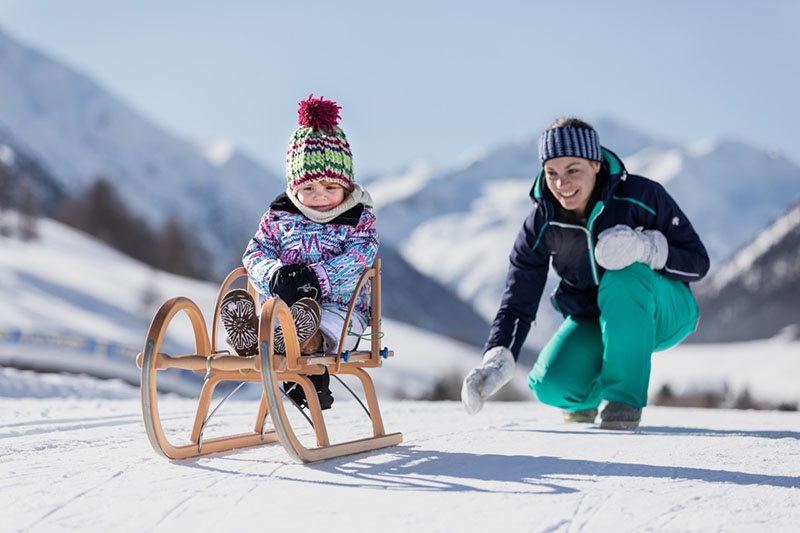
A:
600 402 641 430
283 368 334 410
220 289 259 356
273 298 321 354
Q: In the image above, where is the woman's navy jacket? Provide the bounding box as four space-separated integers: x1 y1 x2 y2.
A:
485 148 710 360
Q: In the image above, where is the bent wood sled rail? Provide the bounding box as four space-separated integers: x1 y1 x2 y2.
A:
136 258 402 463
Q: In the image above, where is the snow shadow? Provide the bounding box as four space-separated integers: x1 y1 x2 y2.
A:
305 446 800 491
507 425 800 441
638 425 800 440
182 445 800 492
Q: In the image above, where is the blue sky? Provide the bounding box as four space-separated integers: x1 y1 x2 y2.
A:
0 0 798 175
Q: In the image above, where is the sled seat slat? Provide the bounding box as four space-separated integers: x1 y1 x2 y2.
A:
136 349 394 373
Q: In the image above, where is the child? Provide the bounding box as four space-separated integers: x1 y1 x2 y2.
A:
461 117 709 429
221 95 378 410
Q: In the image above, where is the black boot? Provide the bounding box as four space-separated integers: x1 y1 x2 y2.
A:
283 368 334 410
600 402 642 430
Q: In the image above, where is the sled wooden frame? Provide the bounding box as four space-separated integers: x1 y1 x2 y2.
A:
136 258 402 463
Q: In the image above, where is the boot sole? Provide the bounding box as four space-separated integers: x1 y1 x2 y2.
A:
600 420 640 430
220 290 258 356
274 298 321 354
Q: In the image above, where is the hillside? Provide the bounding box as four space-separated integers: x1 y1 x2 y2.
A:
0 26 283 275
0 213 512 400
692 200 800 342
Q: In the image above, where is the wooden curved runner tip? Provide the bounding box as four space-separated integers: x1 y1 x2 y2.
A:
141 297 210 458
258 296 402 464
140 296 278 460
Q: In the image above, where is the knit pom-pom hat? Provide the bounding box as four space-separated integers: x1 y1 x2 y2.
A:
286 94 354 194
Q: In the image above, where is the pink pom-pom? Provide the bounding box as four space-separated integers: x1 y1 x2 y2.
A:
297 94 341 132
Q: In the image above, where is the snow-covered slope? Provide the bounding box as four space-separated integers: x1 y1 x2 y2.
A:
691 200 800 342
2 369 800 532
0 214 508 400
0 27 283 275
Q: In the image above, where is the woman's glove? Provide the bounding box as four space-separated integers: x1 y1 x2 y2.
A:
461 346 516 414
268 264 321 306
594 224 668 271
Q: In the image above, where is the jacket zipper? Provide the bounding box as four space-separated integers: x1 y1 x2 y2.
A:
549 201 605 286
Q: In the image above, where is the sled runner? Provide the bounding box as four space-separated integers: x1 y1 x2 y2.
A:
136 258 402 463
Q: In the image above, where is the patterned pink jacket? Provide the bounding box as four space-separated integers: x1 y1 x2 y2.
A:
242 193 378 322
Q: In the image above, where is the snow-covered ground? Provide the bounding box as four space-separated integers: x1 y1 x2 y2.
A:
2 368 800 532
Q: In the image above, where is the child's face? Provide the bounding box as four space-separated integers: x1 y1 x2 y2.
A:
296 181 347 211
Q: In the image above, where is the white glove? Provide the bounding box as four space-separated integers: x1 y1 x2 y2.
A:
461 346 515 414
594 224 668 271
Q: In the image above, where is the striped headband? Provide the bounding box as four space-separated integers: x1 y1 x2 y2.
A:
538 126 602 165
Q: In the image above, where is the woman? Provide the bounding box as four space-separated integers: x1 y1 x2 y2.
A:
461 118 709 429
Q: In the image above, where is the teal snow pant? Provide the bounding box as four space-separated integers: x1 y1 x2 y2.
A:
528 263 699 410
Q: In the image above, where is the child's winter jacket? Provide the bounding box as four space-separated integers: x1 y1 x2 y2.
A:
243 193 378 323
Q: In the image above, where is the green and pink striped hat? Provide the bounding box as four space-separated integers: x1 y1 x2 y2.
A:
286 94 354 194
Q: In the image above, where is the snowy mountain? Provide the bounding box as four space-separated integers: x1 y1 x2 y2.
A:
0 26 492 348
665 140 800 262
0 26 283 275
4 22 798 348
374 121 800 348
691 200 800 342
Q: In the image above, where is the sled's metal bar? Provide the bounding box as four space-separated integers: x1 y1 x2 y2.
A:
280 384 314 428
260 410 271 440
141 340 169 459
331 374 371 418
197 381 247 453
261 340 305 463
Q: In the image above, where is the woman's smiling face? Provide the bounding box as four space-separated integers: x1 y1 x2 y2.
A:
543 156 601 218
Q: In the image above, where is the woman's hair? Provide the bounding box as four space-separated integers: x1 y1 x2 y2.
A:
548 117 595 131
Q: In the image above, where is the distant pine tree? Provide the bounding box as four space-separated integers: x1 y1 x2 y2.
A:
154 216 210 280
59 177 211 280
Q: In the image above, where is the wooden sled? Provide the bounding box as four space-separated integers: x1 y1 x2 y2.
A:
136 258 402 463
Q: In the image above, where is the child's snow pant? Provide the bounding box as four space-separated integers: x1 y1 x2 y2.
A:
528 263 699 410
